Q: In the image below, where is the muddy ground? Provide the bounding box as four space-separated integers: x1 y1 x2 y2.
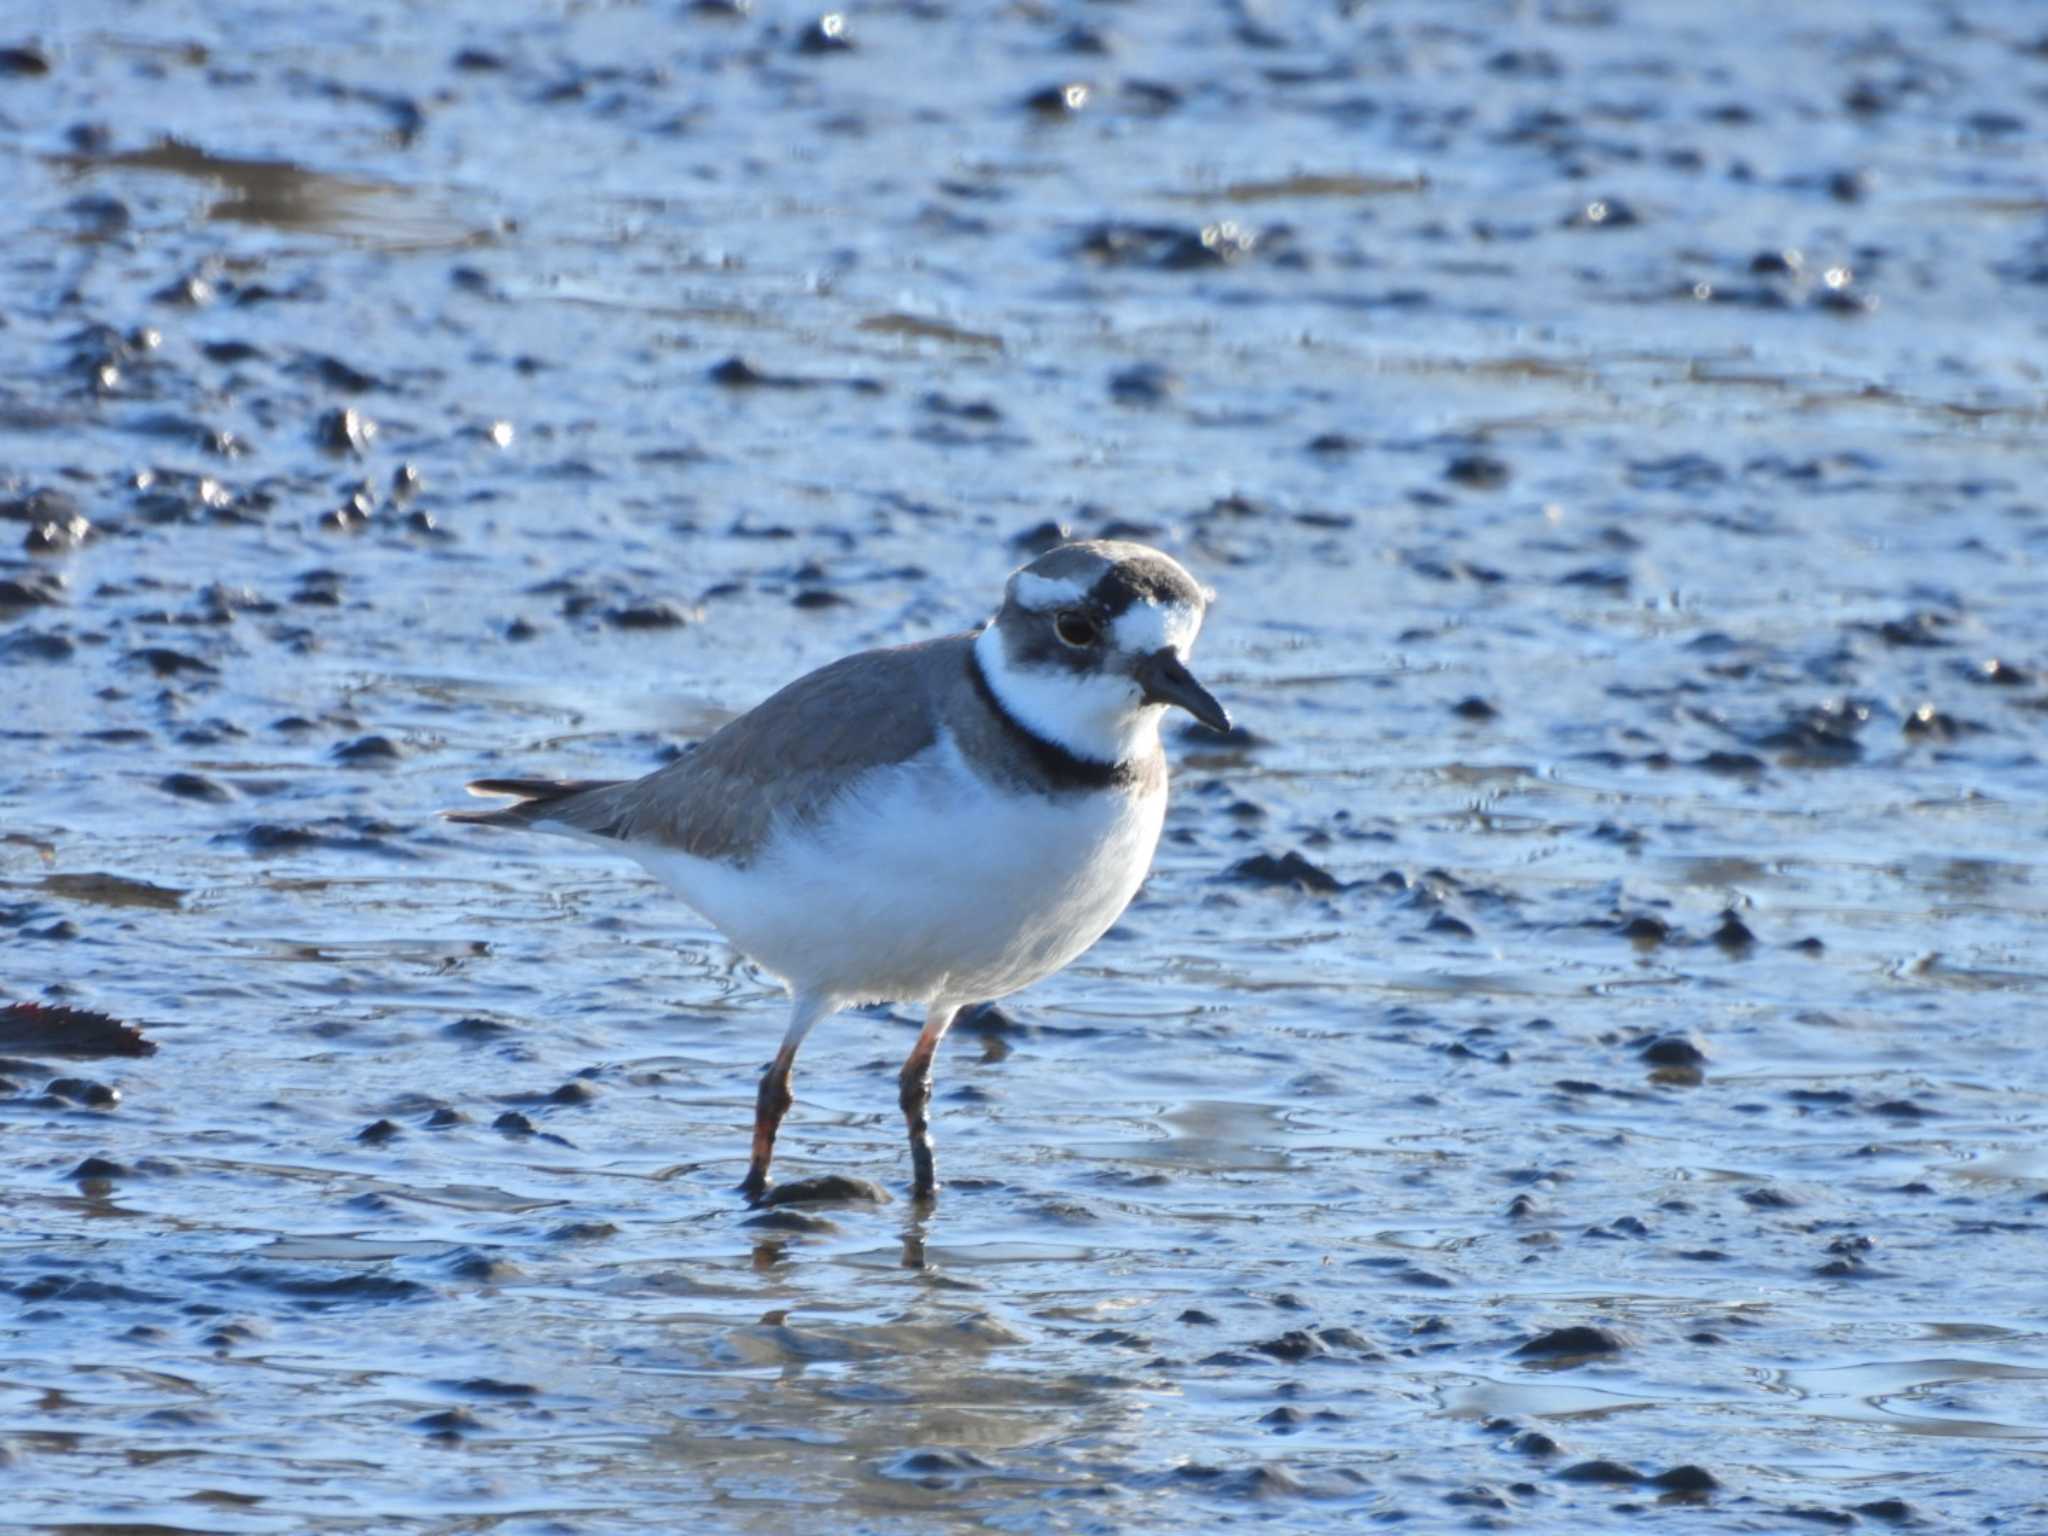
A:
3 1 2046 1531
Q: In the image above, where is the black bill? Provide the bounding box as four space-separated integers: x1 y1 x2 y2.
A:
1135 648 1231 733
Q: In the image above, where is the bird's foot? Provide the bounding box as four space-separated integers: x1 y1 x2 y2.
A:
907 1138 939 1205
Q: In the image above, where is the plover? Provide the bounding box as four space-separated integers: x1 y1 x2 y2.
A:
449 540 1228 1203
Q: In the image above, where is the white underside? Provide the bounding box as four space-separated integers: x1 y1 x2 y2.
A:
558 728 1167 1012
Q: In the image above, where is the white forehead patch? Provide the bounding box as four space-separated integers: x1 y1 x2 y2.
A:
1010 571 1091 612
1112 599 1202 657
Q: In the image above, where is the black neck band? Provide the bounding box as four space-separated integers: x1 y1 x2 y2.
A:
967 646 1138 791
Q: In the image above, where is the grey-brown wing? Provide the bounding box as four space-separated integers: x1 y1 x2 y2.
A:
455 634 969 864
445 777 628 830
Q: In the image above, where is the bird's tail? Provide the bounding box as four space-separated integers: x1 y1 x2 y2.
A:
442 777 625 830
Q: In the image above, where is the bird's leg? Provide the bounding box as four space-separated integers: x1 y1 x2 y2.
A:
899 1002 963 1202
741 1042 796 1204
741 991 834 1204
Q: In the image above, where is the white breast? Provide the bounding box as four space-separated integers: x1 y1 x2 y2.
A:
627 730 1167 1009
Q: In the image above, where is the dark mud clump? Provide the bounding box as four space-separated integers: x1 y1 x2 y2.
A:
0 1004 156 1058
760 1174 890 1206
1222 850 1347 893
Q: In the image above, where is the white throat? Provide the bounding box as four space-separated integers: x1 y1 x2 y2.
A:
974 625 1163 766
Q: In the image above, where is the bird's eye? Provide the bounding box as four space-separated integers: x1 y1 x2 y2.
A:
1054 610 1099 648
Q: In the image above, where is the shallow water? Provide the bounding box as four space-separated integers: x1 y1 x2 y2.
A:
4 0 2047 1530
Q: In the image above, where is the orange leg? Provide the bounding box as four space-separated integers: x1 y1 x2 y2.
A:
740 992 834 1204
899 1003 963 1201
741 1041 796 1203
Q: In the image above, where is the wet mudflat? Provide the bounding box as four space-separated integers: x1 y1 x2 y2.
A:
4 0 2047 1529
